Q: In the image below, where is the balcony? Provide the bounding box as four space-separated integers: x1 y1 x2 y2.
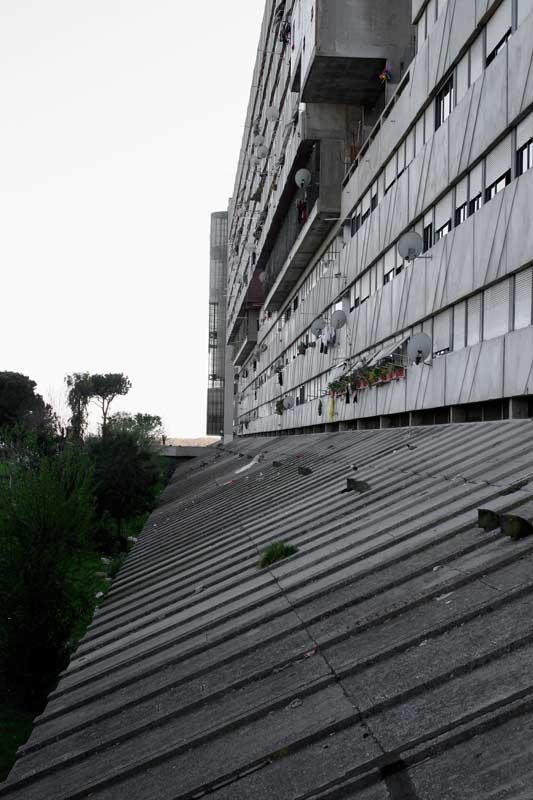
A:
293 0 413 107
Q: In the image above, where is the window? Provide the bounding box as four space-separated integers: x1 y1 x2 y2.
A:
455 203 468 225
433 309 451 356
435 76 454 129
435 221 452 241
469 193 482 215
362 191 371 223
415 114 425 153
514 268 533 329
456 52 469 105
485 171 511 201
351 207 361 237
384 269 394 284
453 302 466 350
384 155 396 194
483 279 510 340
517 115 533 175
423 223 433 252
467 294 481 346
470 33 484 84
371 182 378 210
486 0 512 66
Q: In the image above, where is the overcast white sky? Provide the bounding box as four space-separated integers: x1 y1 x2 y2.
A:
0 0 263 436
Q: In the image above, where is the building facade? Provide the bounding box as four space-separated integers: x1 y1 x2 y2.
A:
206 211 229 436
226 0 533 436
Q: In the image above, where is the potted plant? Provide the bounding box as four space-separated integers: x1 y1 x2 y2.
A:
275 399 285 416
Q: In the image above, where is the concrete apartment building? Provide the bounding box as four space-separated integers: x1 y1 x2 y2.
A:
206 211 229 436
221 0 533 437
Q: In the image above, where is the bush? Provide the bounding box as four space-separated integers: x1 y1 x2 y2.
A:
0 452 95 705
258 540 298 569
87 431 161 548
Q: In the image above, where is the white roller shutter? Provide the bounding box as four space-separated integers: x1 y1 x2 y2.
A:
425 103 435 137
485 134 511 186
416 115 425 151
456 52 469 104
467 294 481 345
483 279 510 340
470 33 483 83
361 270 370 300
397 142 406 175
455 176 468 207
469 162 483 199
486 0 512 56
517 112 533 149
514 267 533 329
435 191 452 229
406 129 415 166
518 0 533 25
453 301 466 350
384 247 396 272
424 208 434 228
362 191 370 215
433 309 451 353
385 155 397 189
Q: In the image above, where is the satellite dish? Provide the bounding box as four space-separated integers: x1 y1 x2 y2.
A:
295 168 312 189
253 134 265 146
283 396 295 410
266 106 280 123
256 145 269 159
258 271 267 284
331 310 347 330
311 318 326 337
398 231 424 261
407 332 432 365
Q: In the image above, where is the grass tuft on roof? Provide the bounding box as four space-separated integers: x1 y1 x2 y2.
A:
258 540 298 569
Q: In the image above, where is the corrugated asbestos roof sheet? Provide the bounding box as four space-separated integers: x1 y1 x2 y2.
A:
3 421 533 799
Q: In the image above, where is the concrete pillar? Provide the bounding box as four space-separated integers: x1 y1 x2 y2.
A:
409 411 423 426
509 397 530 419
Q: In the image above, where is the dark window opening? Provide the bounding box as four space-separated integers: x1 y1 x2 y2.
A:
486 29 512 66
469 193 482 215
351 213 361 237
485 170 511 202
362 208 370 224
395 264 404 276
384 269 394 284
455 202 468 226
435 220 452 241
435 76 454 129
423 223 433 252
293 296 299 311
371 192 378 210
517 139 533 176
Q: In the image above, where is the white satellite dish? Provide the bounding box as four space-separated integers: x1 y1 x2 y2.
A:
295 168 312 189
398 231 424 261
407 332 432 365
253 134 265 146
266 106 280 123
331 310 347 330
256 145 269 159
283 396 295 410
258 271 267 284
311 318 326 337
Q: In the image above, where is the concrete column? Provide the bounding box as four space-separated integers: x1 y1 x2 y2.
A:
509 397 530 419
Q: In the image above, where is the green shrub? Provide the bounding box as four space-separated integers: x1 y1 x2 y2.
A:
258 540 298 569
0 452 95 705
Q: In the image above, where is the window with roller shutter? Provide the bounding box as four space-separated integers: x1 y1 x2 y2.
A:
514 268 533 329
483 279 510 340
467 294 482 346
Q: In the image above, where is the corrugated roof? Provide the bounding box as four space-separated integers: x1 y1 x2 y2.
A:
3 421 533 799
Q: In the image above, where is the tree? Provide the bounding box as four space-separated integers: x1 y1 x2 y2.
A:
65 373 93 443
0 451 95 705
0 372 46 429
87 430 160 535
107 412 163 444
90 374 131 433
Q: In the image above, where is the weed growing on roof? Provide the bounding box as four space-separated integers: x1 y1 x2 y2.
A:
258 541 298 569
